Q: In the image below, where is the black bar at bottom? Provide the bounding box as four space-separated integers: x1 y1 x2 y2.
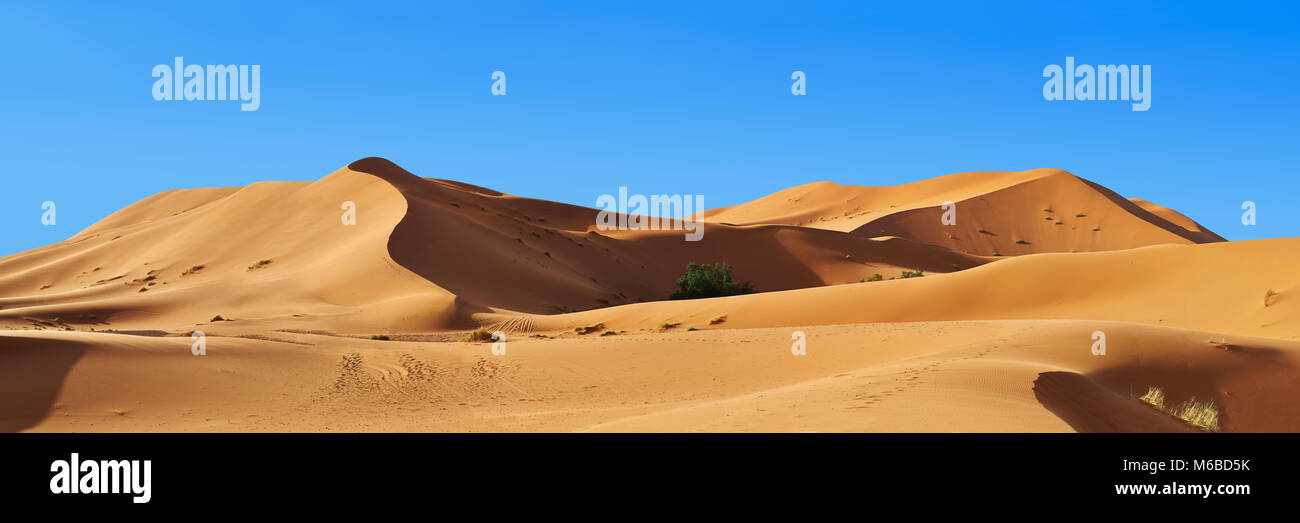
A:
0 433 1287 510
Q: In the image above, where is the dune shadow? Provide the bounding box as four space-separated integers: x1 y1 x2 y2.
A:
1032 371 1196 433
1081 344 1300 432
348 156 868 317
0 336 87 432
1076 177 1224 243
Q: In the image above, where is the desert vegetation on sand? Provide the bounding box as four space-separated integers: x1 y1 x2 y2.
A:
669 262 755 300
461 327 494 342
1137 386 1220 432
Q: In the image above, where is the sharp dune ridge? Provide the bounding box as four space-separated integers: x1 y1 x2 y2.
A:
3 157 1296 433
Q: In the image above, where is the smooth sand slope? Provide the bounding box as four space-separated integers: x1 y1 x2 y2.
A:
1 158 1294 433
540 238 1300 340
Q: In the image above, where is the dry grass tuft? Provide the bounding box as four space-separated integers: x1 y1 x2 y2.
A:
462 327 494 342
1137 386 1220 432
1174 397 1220 432
1138 386 1166 410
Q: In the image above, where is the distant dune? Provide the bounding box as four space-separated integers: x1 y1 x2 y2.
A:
704 168 1224 256
3 158 1295 433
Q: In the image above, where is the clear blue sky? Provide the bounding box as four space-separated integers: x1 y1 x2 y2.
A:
2 1 1295 257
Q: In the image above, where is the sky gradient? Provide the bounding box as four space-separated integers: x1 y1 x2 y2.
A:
1 0 1296 256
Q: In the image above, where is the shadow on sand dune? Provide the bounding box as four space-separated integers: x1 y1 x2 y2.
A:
0 336 86 432
1032 371 1197 433
345 157 980 318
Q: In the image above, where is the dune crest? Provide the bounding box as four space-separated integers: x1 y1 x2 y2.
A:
705 168 1224 256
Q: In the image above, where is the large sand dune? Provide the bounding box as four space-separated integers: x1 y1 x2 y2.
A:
2 158 1294 433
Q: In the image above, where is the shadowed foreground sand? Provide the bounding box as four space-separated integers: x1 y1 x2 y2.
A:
1 158 1295 432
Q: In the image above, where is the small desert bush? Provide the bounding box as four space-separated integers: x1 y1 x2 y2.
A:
864 273 884 282
462 327 494 342
574 323 604 335
709 315 727 325
900 269 924 279
370 335 390 341
669 262 754 300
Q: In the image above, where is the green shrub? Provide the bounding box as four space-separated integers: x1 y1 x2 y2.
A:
669 262 755 300
900 269 924 279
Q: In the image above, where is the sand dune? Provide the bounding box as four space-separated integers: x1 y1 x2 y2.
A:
0 158 990 332
356 157 986 319
1128 197 1222 239
705 168 1224 256
539 238 1300 340
0 164 445 333
3 157 1294 433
